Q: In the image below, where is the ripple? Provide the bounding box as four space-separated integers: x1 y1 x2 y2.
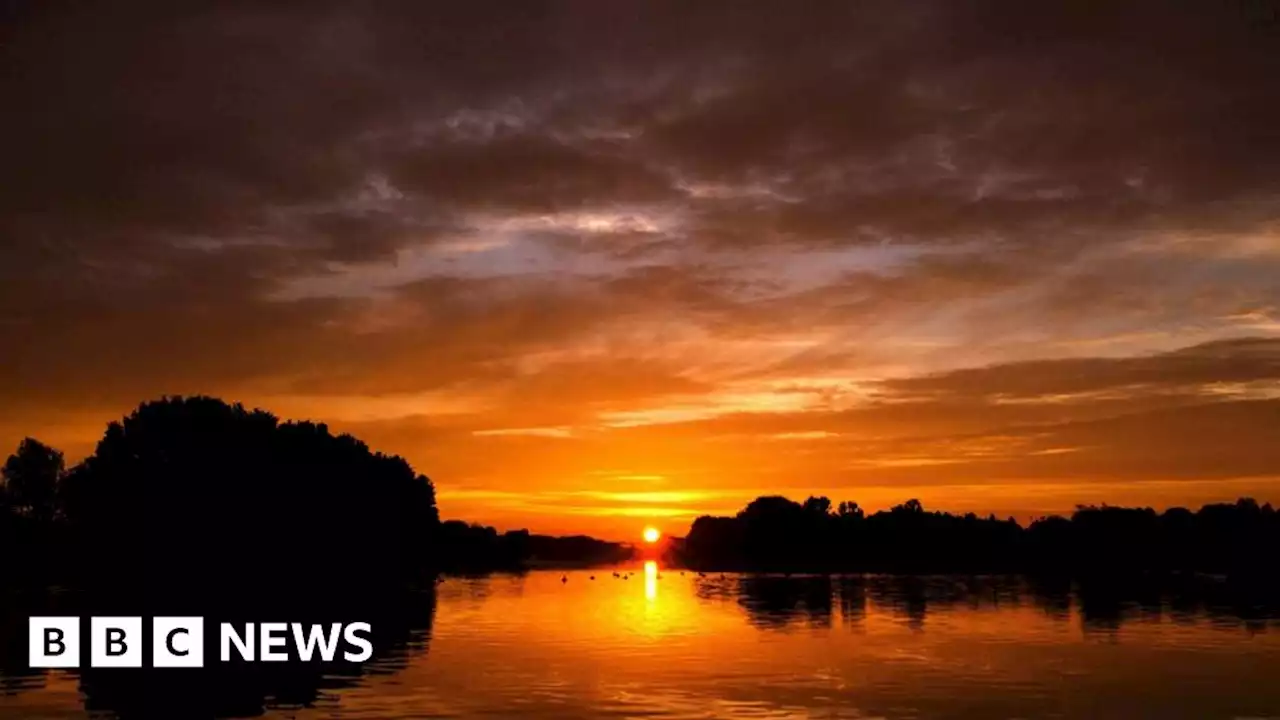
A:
3 571 1280 718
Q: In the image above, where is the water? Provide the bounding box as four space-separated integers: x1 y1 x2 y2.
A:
4 565 1280 719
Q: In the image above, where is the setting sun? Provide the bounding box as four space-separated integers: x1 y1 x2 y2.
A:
642 527 661 543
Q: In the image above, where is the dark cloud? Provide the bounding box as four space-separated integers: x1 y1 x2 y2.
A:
6 0 1274 256
385 133 679 213
2 1 1278 531
881 337 1280 401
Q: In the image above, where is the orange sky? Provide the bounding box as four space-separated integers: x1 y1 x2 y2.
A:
6 333 1279 541
2 3 1278 541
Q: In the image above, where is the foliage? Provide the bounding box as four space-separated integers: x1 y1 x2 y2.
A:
1 437 63 522
681 495 1280 577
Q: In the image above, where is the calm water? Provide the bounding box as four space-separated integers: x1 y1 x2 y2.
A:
4 565 1280 719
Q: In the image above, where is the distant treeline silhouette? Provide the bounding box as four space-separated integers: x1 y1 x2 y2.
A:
678 495 1280 579
437 522 634 572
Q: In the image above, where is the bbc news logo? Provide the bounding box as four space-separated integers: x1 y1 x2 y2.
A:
29 617 373 668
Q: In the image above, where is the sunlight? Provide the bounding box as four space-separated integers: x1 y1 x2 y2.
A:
643 526 661 543
644 560 658 601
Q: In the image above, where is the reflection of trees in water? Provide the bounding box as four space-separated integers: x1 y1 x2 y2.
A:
0 587 437 719
696 573 1280 635
859 575 1025 631
736 575 834 630
1026 575 1073 620
881 576 928 631
837 577 867 627
1074 574 1280 636
0 589 77 696
1073 575 1187 634
88 589 436 719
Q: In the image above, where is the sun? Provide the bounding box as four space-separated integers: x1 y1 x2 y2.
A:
642 526 661 544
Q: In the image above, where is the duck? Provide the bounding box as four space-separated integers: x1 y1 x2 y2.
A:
561 575 568 583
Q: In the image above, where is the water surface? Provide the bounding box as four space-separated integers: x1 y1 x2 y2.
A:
4 565 1280 719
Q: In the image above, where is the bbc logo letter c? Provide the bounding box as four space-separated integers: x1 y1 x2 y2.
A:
153 617 204 667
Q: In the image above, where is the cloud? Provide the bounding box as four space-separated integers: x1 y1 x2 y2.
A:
1 1 1278 535
880 337 1280 402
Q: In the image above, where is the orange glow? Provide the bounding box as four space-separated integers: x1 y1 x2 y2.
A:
643 526 661 543
21 344 1280 543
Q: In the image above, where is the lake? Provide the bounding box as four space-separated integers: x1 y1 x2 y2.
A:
3 564 1280 719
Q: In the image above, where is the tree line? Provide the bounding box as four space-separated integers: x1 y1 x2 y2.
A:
436 521 634 572
676 494 1280 578
0 395 628 602
7 395 1276 588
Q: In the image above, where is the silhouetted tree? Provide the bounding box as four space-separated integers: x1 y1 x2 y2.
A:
680 493 1280 579
1 437 63 523
803 496 831 515
0 395 637 718
59 396 441 604
836 501 863 519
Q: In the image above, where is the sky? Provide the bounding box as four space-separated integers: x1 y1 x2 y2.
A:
2 1 1279 541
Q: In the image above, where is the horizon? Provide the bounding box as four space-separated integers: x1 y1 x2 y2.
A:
3 2 1279 542
10 394 1277 544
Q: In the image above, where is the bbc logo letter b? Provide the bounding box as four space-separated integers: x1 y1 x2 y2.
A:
91 617 142 668
30 617 80 668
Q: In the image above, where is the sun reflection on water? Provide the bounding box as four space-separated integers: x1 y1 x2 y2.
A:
7 572 1280 719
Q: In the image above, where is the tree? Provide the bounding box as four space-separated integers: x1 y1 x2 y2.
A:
803 496 832 516
890 498 924 514
1 438 63 523
66 395 442 598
